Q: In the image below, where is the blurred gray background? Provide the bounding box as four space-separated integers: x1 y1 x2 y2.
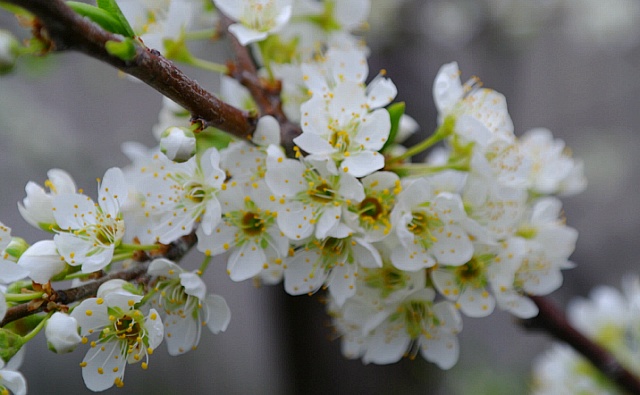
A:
2 0 639 393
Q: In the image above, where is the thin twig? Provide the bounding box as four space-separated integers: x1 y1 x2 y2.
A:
219 15 302 155
3 0 258 138
523 295 640 394
0 232 197 327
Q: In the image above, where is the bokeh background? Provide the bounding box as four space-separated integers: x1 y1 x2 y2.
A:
1 0 639 393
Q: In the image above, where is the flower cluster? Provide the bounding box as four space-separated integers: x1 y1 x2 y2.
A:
532 276 640 394
0 0 589 393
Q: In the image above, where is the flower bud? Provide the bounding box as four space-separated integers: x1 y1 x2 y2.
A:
45 312 81 354
0 29 19 75
160 126 196 162
3 237 29 261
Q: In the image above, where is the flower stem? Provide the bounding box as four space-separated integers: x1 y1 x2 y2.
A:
386 117 454 165
119 243 159 252
4 292 44 302
198 255 212 276
188 57 228 74
21 312 52 343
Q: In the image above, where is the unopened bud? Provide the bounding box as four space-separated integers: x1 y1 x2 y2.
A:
160 126 196 162
45 312 81 354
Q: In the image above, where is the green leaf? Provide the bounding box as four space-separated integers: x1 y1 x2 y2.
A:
197 128 235 153
0 328 25 362
66 2 130 36
381 101 405 153
105 38 136 61
96 0 135 38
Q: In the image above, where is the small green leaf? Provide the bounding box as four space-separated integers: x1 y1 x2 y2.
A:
96 0 135 38
105 38 136 61
163 36 194 63
66 2 130 36
197 128 235 153
0 328 25 362
381 101 405 152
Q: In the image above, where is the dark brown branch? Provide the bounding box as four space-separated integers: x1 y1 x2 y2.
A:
3 0 258 138
523 295 640 394
0 232 197 327
220 15 302 155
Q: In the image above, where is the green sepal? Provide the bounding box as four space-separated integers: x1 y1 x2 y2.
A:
196 128 235 153
66 2 131 37
0 328 25 362
105 38 136 61
4 237 29 261
96 0 135 38
381 101 405 153
163 35 193 63
258 34 300 65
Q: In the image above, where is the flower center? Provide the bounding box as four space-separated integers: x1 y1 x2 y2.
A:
358 197 383 222
240 211 266 236
309 182 335 202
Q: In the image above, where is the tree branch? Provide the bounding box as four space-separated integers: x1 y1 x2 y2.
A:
220 15 302 155
0 232 197 327
523 295 640 394
3 0 258 138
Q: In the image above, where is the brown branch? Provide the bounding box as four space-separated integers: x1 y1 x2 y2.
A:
523 295 640 394
0 232 197 327
219 15 302 156
3 0 258 138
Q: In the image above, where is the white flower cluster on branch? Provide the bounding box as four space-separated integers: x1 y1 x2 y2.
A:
0 0 594 393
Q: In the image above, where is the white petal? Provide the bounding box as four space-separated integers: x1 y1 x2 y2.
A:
163 310 199 356
53 194 96 230
293 131 335 155
205 294 231 334
179 272 207 300
433 62 463 114
340 151 384 178
147 258 182 279
81 340 126 392
0 369 27 395
366 77 397 109
391 243 436 271
228 23 268 45
276 202 314 241
420 334 459 370
98 167 127 216
196 222 237 256
431 225 474 266
351 238 382 268
17 240 63 283
327 263 357 306
458 287 495 317
145 308 164 350
253 115 281 146
315 206 341 239
227 243 266 282
284 250 326 295
363 324 409 365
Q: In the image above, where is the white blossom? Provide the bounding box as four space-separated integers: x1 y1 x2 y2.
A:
148 259 230 355
18 169 76 231
52 168 127 273
215 0 293 45
71 280 163 391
